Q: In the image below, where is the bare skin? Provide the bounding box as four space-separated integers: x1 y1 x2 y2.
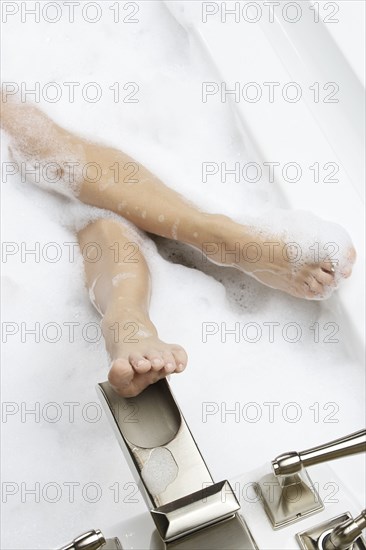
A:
78 219 187 397
1 98 356 396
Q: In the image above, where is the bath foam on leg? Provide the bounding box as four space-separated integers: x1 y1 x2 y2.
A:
9 140 86 200
210 207 357 300
252 208 355 277
1 99 88 199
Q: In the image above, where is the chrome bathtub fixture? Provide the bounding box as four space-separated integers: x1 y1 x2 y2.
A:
271 430 366 477
296 510 366 550
97 379 258 549
259 429 366 529
59 529 122 550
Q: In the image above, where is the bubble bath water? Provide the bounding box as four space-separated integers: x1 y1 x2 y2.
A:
1 2 364 548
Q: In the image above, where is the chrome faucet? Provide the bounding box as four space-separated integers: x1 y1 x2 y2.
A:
324 510 366 550
259 430 366 529
96 379 258 549
272 430 366 477
56 405 365 547
59 529 121 550
297 509 366 550
56 379 259 550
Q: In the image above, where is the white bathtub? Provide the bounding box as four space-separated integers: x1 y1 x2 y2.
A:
1 1 365 549
105 1 366 547
166 0 365 357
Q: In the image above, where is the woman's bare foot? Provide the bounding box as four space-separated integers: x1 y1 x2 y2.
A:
200 213 356 300
102 303 187 397
77 218 187 397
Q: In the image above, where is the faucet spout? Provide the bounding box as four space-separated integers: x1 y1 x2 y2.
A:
323 510 366 550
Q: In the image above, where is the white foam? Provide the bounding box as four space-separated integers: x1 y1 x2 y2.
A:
171 218 180 240
8 134 85 200
112 272 137 286
89 274 103 316
247 207 354 280
141 447 178 496
136 327 154 338
1 3 363 547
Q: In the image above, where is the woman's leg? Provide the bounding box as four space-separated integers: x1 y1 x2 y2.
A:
78 218 187 397
1 99 355 300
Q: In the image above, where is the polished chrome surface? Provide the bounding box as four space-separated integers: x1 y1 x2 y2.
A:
59 529 105 550
297 511 366 550
259 468 324 529
259 429 366 529
97 380 213 509
272 430 366 477
59 529 122 550
151 480 240 542
97 379 257 547
164 514 258 550
324 510 366 550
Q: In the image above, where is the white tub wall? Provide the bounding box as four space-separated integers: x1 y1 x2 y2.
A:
164 0 366 519
165 0 365 358
322 0 366 87
1 2 365 548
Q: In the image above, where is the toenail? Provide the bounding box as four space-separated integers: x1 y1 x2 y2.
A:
137 360 148 367
165 362 175 372
152 358 163 366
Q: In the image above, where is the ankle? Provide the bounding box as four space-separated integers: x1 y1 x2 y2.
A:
102 298 157 333
195 213 267 268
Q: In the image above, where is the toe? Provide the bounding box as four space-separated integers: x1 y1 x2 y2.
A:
320 260 337 275
348 246 357 264
171 346 188 373
128 370 165 396
302 284 321 300
108 358 134 392
145 350 165 371
313 267 337 287
304 276 325 299
341 247 356 278
162 350 177 373
307 275 324 294
342 266 353 278
129 354 151 373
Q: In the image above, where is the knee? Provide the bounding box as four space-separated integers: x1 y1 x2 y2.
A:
78 217 121 241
